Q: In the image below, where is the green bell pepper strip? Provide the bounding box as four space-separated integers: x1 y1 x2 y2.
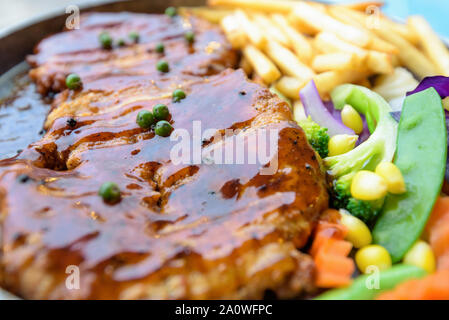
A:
315 264 427 300
373 88 447 263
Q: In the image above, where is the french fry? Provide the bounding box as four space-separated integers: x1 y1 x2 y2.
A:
408 15 449 76
239 56 253 75
235 10 266 49
335 6 419 46
367 37 399 55
287 12 317 36
293 100 307 123
220 14 247 49
311 52 358 72
367 51 394 74
243 44 281 84
291 2 372 48
252 13 290 47
314 32 368 62
208 0 295 13
178 7 233 23
313 70 367 96
271 14 313 63
264 40 315 81
274 76 306 100
328 6 398 55
379 14 419 45
342 1 384 11
370 19 438 78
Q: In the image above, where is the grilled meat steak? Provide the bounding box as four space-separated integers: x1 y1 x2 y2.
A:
27 12 237 96
0 13 329 299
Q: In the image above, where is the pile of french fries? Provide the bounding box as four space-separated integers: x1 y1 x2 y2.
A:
180 0 449 102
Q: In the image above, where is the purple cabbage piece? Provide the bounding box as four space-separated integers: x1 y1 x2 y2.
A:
407 76 449 98
299 81 354 137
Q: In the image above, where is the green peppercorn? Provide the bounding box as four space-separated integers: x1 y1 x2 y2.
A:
65 73 82 90
99 31 113 49
172 89 186 102
155 42 165 54
154 120 173 137
185 31 195 44
136 110 155 129
165 7 177 17
128 31 140 43
99 182 121 204
153 104 169 120
156 60 170 73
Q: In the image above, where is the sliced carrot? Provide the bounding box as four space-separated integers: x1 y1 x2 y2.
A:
426 197 449 270
377 271 449 300
310 217 355 289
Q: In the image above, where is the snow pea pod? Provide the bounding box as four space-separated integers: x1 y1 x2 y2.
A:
315 264 426 300
373 88 447 262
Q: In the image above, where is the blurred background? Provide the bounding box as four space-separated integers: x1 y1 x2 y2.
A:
0 0 448 38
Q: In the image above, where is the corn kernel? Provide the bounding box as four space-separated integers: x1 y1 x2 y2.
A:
340 210 372 248
375 162 406 194
351 171 388 201
341 104 364 134
328 134 358 157
355 244 392 273
403 240 436 273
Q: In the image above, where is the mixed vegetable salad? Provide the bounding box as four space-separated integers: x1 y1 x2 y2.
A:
294 74 449 300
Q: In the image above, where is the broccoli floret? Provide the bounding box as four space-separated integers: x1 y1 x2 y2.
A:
298 117 330 158
325 85 398 223
331 181 383 225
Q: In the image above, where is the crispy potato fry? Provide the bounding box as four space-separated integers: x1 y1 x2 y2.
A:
314 32 368 62
208 0 295 13
336 6 419 46
287 12 317 36
220 14 247 49
311 52 358 72
252 13 290 47
239 56 253 75
235 10 266 48
313 70 367 96
342 1 384 11
356 78 372 89
408 15 449 76
264 40 315 81
369 19 437 78
274 76 306 100
367 37 399 55
328 6 398 55
243 44 281 84
379 14 419 45
293 100 307 123
178 7 233 23
291 2 372 47
271 14 313 63
367 51 394 74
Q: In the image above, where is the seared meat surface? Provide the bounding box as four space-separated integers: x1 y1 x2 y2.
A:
27 12 237 96
0 13 329 300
